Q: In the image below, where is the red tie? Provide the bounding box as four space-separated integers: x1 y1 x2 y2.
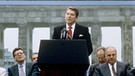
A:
68 26 72 39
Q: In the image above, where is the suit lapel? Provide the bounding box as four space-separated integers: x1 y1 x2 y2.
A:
117 62 122 76
72 24 79 39
104 63 111 76
26 63 30 76
26 63 33 76
99 62 111 76
14 64 19 76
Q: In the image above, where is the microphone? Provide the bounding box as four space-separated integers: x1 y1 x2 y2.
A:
60 28 68 39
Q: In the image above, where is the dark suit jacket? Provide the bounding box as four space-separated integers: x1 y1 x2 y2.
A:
95 61 130 76
8 62 40 76
52 24 93 55
89 63 99 76
131 68 135 76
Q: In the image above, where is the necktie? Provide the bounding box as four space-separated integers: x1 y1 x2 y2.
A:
68 26 72 39
20 65 25 76
112 65 117 76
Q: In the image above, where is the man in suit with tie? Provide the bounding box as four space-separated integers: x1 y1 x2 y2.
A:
95 46 131 76
8 47 40 76
52 6 93 56
88 46 106 76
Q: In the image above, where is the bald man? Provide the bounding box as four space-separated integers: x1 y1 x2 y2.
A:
88 47 106 76
95 46 131 76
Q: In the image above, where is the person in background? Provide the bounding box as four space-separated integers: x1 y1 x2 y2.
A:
88 46 106 76
52 6 93 56
95 46 131 76
8 47 40 76
0 67 6 76
31 53 38 62
31 52 41 72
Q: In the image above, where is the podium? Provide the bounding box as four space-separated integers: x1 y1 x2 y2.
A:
37 39 89 76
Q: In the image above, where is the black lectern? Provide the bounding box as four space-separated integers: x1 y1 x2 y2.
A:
37 39 89 76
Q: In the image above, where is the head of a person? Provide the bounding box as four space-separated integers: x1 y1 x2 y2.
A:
31 53 38 62
96 46 106 64
105 46 117 65
65 6 79 26
12 47 26 64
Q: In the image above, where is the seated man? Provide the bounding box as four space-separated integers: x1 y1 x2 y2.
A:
95 46 131 76
88 46 106 76
8 47 40 76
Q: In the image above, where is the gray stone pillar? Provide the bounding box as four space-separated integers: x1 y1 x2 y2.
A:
90 9 102 64
18 23 31 62
27 25 34 61
91 23 102 64
0 25 5 66
50 24 55 39
121 8 133 66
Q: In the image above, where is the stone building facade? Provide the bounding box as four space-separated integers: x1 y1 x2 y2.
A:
0 1 134 66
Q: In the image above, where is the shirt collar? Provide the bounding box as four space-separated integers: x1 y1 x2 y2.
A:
66 23 76 30
108 61 117 73
18 61 26 67
108 62 117 67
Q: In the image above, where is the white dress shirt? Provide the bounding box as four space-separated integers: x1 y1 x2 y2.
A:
66 23 76 37
108 62 117 76
18 62 26 76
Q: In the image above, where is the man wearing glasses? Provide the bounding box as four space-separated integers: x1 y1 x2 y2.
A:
8 47 40 76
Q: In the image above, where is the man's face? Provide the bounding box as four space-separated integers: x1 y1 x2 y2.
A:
14 50 26 62
105 48 117 65
32 54 38 62
65 9 78 26
97 50 106 64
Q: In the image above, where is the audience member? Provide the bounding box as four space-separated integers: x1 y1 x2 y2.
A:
8 47 40 76
0 67 6 76
31 53 38 62
95 46 131 76
88 46 106 76
52 6 93 56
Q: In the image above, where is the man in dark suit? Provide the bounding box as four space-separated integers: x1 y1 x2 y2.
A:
88 46 106 76
95 46 131 76
52 6 93 56
8 47 40 76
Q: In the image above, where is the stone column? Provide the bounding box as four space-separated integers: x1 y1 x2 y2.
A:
91 23 102 64
27 25 34 61
0 25 5 66
50 24 55 39
121 8 133 66
18 23 32 62
90 9 102 64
